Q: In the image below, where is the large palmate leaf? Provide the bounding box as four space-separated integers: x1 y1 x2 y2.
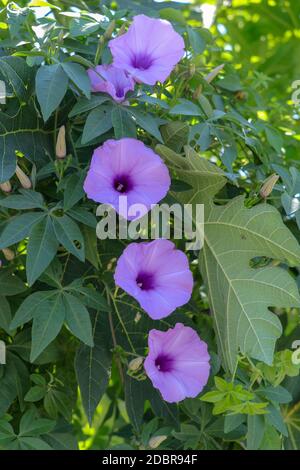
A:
156 145 300 372
0 102 52 183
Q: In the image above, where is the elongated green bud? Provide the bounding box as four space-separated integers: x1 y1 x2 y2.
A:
104 20 115 39
204 64 225 83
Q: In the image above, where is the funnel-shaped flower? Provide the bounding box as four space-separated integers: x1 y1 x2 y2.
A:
144 323 210 403
83 138 170 220
114 239 193 319
109 15 185 85
87 64 135 102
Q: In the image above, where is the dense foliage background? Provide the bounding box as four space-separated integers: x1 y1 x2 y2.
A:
0 0 300 451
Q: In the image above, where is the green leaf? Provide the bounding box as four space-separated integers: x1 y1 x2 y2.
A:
216 74 242 92
0 212 46 249
75 311 112 424
52 214 85 261
0 270 26 296
247 415 265 450
0 189 44 209
265 127 283 154
10 290 59 329
259 425 282 450
257 385 292 404
187 27 206 55
67 207 97 228
63 293 93 346
0 102 52 183
61 62 91 99
81 106 112 144
161 121 189 152
0 361 19 415
224 414 245 434
69 286 110 311
0 296 12 334
35 64 69 121
128 108 163 142
111 107 136 139
26 216 59 286
63 172 85 211
170 99 202 116
81 225 99 269
24 385 46 402
30 292 65 362
266 404 288 436
19 410 55 437
68 95 109 118
0 56 32 101
156 145 300 372
18 437 53 450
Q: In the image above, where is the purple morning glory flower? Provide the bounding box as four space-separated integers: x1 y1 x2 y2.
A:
109 14 185 85
83 138 170 220
114 239 193 319
144 323 210 403
87 64 135 102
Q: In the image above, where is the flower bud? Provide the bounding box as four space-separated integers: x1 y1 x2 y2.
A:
128 356 144 371
55 125 67 159
204 63 225 83
0 181 12 193
104 20 115 39
2 248 15 261
260 174 279 199
193 84 202 100
118 23 127 37
189 63 196 77
148 435 167 449
15 165 31 189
